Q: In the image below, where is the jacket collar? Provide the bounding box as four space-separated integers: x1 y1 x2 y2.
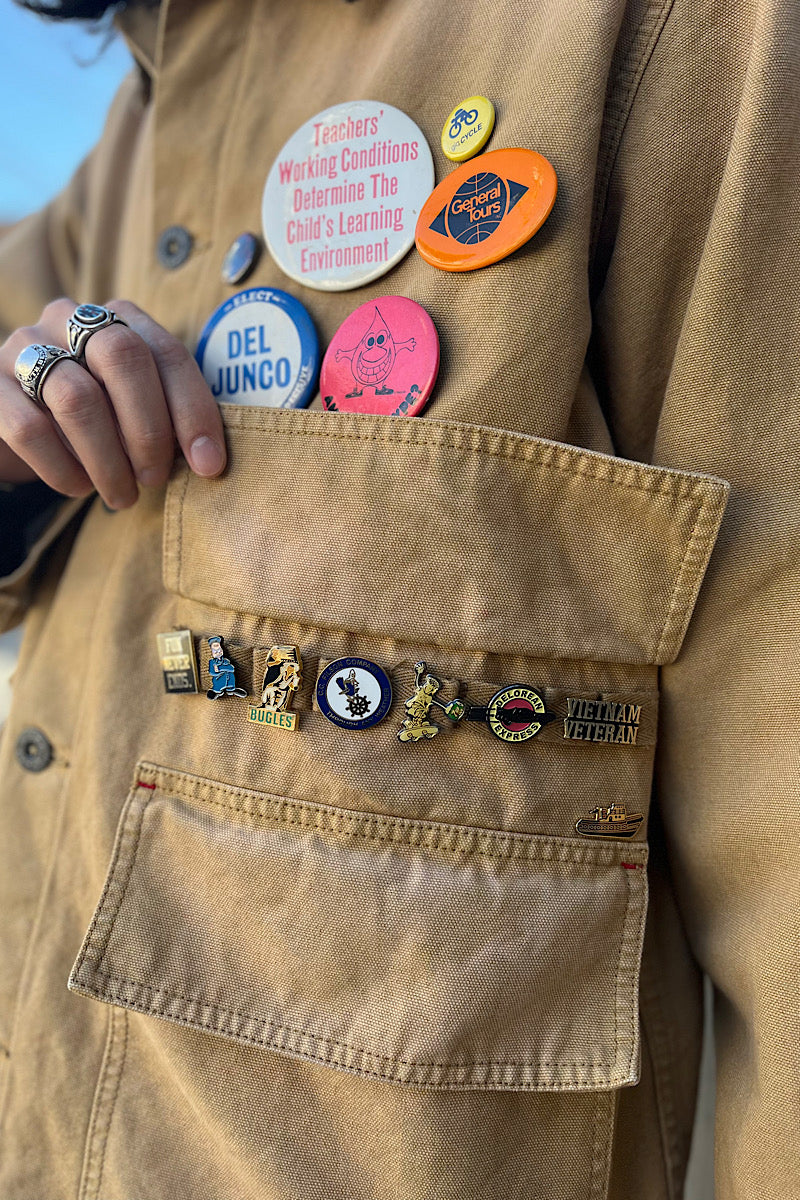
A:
115 0 162 78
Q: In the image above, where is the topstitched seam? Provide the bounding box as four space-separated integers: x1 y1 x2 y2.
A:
78 1007 113 1200
72 789 150 982
94 791 151 978
175 465 190 597
591 0 677 256
589 1090 615 1200
654 493 708 662
125 791 637 865
74 970 629 1077
133 766 648 863
192 0 259 334
216 424 725 506
91 1009 128 1200
218 406 722 495
79 1003 127 1200
623 862 648 1079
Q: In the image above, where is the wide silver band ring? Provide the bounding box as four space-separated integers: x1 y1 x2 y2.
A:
14 344 75 405
66 303 127 362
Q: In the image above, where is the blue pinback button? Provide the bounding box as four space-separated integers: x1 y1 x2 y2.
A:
221 232 261 285
316 658 393 729
195 287 319 408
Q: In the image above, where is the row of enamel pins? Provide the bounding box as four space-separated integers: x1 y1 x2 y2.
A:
195 95 559 415
157 631 645 839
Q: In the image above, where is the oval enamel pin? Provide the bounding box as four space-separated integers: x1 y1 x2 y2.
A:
415 147 557 272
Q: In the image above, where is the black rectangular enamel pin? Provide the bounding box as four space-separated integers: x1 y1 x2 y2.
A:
563 698 642 745
156 630 200 694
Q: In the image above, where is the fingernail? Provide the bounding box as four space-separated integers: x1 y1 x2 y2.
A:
138 468 162 487
108 493 137 511
190 436 225 477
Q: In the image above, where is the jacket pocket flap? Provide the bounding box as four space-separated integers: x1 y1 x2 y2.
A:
69 763 648 1092
163 409 728 664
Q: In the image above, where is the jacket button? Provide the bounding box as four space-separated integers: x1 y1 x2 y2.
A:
15 727 53 772
156 225 194 269
221 232 261 284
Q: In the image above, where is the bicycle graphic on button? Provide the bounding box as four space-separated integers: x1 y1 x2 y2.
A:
448 107 479 138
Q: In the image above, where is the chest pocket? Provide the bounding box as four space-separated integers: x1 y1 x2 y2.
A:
72 406 727 1084
69 407 726 1198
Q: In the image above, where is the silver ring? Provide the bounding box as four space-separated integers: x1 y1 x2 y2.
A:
66 303 127 361
14 344 74 405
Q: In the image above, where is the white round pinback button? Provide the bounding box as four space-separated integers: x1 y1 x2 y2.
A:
195 287 319 407
262 101 434 292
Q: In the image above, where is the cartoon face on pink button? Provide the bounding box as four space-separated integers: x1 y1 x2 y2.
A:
321 295 439 417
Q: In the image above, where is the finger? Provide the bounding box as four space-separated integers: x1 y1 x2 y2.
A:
39 357 138 509
108 300 227 478
83 321 175 489
0 369 93 497
0 442 39 485
34 298 175 490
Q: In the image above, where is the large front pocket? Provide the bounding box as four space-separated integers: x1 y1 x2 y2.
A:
70 761 648 1092
64 411 727 1199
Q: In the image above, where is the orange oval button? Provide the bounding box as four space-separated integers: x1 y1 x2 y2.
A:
415 148 557 272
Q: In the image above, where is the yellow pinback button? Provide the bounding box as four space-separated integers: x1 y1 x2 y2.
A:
441 95 495 162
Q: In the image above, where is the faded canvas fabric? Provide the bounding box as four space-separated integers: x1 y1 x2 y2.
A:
0 1 797 1198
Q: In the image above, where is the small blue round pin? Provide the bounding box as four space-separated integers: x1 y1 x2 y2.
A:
221 232 261 285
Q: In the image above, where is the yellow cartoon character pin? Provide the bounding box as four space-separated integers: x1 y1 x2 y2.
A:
397 661 442 742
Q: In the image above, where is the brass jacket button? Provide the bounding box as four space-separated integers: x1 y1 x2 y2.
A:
156 225 194 269
15 727 53 772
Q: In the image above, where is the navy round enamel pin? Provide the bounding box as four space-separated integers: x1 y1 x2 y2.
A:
316 658 393 729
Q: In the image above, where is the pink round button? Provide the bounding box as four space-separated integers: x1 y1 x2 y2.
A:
321 296 439 417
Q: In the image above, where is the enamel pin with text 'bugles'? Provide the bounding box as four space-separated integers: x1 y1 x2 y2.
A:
247 646 302 732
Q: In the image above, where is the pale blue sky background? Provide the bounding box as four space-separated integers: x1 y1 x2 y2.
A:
0 1 132 223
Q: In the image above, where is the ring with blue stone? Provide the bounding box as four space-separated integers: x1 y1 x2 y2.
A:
67 304 127 363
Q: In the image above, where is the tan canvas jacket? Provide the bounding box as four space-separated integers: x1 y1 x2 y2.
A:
0 2 797 1197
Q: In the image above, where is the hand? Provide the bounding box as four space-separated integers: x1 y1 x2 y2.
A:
0 299 227 508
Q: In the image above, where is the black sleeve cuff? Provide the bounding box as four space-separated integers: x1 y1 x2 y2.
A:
0 481 67 578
